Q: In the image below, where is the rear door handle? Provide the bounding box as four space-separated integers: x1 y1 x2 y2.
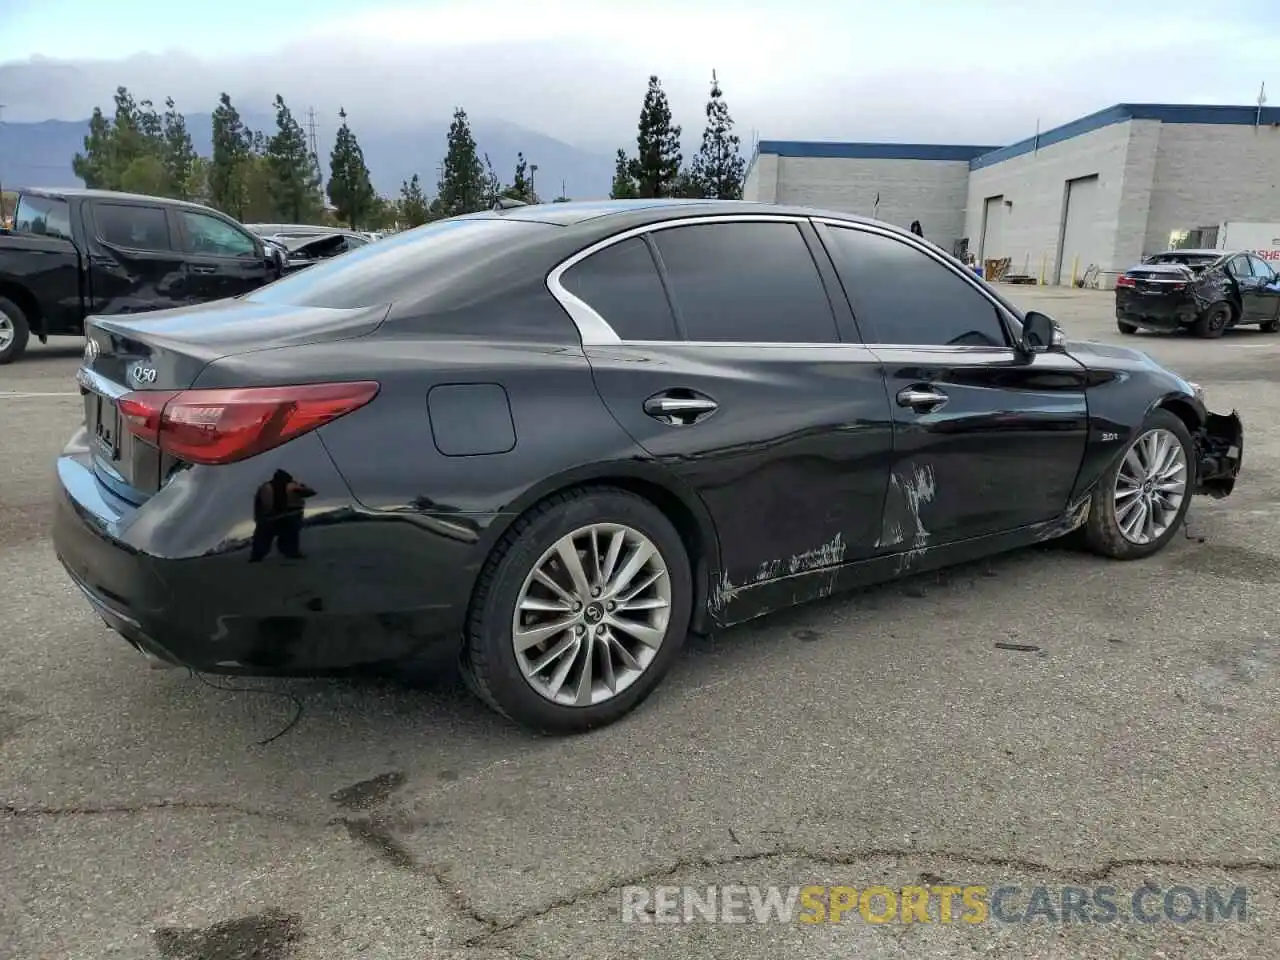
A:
643 392 718 426
896 386 949 412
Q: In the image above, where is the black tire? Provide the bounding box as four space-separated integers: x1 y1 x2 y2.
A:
461 487 693 734
1193 302 1231 339
1116 318 1138 335
0 296 31 365
1082 409 1194 561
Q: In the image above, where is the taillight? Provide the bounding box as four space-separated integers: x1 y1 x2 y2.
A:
1116 276 1137 288
117 381 379 465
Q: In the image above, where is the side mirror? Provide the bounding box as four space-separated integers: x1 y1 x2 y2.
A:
1021 311 1063 352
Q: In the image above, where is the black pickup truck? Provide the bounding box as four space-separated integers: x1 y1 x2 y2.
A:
0 188 285 363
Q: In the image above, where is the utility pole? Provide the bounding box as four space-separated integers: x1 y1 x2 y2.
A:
306 107 319 158
529 163 538 201
1256 82 1267 127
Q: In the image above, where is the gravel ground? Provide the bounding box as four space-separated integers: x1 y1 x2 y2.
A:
1 290 1276 959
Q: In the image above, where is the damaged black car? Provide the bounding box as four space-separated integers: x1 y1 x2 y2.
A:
53 200 1244 734
1115 248 1280 338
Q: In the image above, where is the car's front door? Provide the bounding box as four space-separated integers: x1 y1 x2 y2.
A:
173 208 271 303
556 215 894 601
814 219 1090 547
1244 255 1280 326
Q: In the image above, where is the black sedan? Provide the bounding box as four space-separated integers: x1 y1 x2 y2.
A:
1115 248 1280 338
54 200 1244 733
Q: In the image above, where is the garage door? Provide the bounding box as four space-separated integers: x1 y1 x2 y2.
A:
1056 175 1101 285
981 196 1004 261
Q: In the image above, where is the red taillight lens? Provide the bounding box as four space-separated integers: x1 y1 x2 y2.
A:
1116 276 1136 288
118 381 379 465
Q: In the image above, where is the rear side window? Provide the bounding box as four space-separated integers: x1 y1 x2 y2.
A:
823 226 1009 347
1227 256 1251 280
651 221 840 343
248 218 552 309
94 203 173 252
13 195 72 241
561 237 678 341
1249 256 1275 280
179 210 258 258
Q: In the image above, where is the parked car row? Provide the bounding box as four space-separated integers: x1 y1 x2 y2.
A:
0 188 379 363
52 198 1244 733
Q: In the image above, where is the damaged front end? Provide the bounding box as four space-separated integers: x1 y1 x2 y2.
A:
1194 410 1244 498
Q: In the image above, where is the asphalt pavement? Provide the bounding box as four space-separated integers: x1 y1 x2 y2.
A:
1 291 1276 959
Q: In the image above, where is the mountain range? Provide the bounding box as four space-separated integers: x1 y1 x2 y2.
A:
0 111 621 201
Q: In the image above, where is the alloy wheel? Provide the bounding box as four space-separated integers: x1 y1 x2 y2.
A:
512 523 672 707
1113 427 1188 545
0 314 13 353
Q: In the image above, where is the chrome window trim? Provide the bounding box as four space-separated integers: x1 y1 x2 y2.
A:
546 213 818 346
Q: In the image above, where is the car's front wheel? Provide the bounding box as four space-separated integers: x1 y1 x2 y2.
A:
462 487 693 733
1082 409 1194 560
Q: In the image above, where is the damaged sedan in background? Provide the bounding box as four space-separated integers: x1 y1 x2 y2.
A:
53 200 1244 736
1115 247 1280 338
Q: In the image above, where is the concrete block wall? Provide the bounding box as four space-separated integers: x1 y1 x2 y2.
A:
772 157 973 247
1144 123 1280 255
743 152 779 203
963 121 1140 284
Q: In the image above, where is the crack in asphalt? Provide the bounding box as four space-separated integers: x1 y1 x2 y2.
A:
8 801 1277 951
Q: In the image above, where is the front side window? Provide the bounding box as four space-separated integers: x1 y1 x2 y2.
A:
560 236 679 341
180 211 258 258
651 221 840 343
94 203 173 252
823 226 1009 347
13 195 72 241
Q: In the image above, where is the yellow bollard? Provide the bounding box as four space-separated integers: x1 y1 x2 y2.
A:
1071 255 1079 287
1039 254 1046 285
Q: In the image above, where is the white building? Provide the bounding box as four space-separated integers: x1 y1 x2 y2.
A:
744 103 1280 288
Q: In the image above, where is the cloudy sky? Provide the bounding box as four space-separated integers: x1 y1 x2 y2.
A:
3 0 1277 150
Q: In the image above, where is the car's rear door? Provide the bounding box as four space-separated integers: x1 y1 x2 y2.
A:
85 200 189 314
556 214 894 603
814 218 1090 548
172 207 271 302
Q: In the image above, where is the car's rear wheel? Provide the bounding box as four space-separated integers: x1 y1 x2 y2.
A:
0 296 32 365
1116 318 1138 335
1193 302 1232 339
462 487 693 733
1082 409 1193 560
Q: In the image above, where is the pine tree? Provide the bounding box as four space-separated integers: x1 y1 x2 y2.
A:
437 107 486 216
398 174 430 227
482 153 502 208
72 108 116 189
629 76 682 198
610 148 638 199
505 152 535 203
688 70 746 200
161 98 197 200
210 93 253 219
327 107 377 228
265 94 323 223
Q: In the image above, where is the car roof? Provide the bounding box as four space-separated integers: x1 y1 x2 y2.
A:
17 186 219 214
464 197 925 239
1151 249 1223 258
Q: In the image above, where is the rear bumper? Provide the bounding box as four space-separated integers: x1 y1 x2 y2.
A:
1116 297 1198 330
52 437 485 677
1194 410 1244 499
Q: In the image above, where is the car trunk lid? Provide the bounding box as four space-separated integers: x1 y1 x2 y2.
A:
77 298 389 503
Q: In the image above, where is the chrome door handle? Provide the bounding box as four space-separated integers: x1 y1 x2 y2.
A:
896 386 949 411
643 393 719 425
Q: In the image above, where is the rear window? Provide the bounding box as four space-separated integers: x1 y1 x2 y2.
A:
247 218 550 309
1145 253 1218 268
13 194 72 241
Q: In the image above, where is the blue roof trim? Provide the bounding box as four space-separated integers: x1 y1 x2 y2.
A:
757 140 998 162
970 102 1280 170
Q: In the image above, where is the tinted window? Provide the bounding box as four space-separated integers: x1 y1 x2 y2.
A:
13 195 72 241
1249 256 1275 280
824 226 1008 347
1227 256 1251 280
95 203 172 252
651 221 839 343
180 210 258 258
561 237 678 341
248 217 552 309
